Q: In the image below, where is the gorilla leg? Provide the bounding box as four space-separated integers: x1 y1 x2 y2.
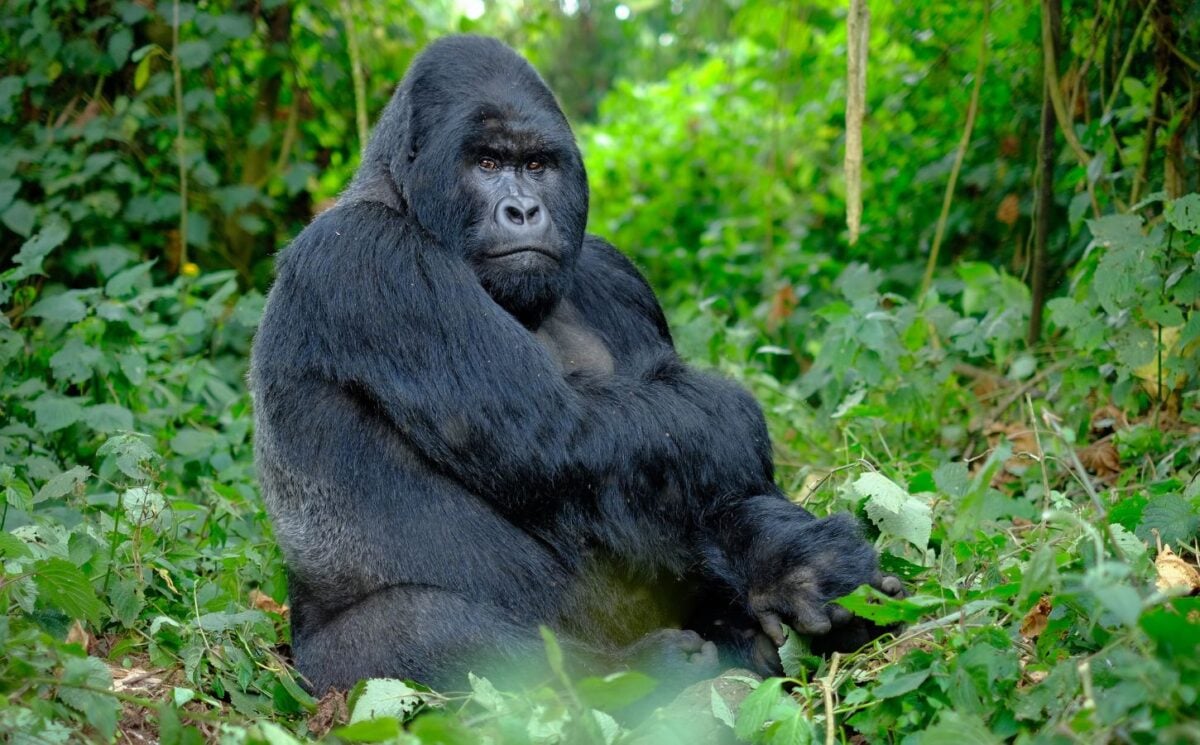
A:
293 585 721 695
292 585 538 693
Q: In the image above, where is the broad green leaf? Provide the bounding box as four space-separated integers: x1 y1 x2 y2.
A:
84 403 135 433
58 656 118 740
169 428 216 457
2 199 35 237
256 722 305 745
30 394 85 433
1136 494 1200 548
577 670 657 710
918 710 1002 745
348 678 422 724
710 684 736 728
873 668 930 699
834 587 945 625
33 558 105 623
175 40 212 70
933 461 970 500
9 224 69 281
26 291 88 323
855 472 932 550
49 338 101 384
467 672 504 711
734 678 797 741
1165 194 1200 234
33 466 90 504
108 27 134 67
331 718 401 743
98 433 158 480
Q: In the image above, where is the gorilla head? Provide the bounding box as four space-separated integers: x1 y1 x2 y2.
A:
348 36 589 324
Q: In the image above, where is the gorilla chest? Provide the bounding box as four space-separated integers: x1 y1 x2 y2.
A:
533 301 614 375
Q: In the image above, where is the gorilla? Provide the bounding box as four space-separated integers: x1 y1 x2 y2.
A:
250 35 900 696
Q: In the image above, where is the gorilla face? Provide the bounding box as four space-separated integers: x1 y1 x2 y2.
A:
350 36 590 325
459 111 577 322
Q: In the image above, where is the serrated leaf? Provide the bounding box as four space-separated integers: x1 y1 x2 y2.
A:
30 394 85 433
98 433 158 480
349 679 421 724
58 656 118 740
1165 194 1200 234
84 403 135 433
855 472 932 550
331 718 401 743
577 670 657 711
169 428 216 457
34 558 105 623
175 40 212 70
9 224 69 281
33 466 90 504
873 668 931 699
933 461 970 500
918 710 1001 745
1136 494 1200 547
26 291 88 323
734 678 796 741
49 338 102 384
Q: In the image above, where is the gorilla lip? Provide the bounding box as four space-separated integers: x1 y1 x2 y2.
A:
486 245 561 262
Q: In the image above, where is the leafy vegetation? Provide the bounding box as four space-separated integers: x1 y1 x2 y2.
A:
1 0 1198 742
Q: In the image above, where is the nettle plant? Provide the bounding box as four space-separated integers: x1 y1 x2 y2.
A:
1049 193 1200 417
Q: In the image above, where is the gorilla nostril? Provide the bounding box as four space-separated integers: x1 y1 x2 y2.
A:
504 205 524 225
525 205 541 224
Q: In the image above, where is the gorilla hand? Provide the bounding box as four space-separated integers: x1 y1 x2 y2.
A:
748 565 905 650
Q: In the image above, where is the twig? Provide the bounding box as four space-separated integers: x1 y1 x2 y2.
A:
821 652 840 745
1040 0 1096 170
171 0 189 269
844 0 868 245
1102 0 1157 114
920 3 990 296
341 0 369 152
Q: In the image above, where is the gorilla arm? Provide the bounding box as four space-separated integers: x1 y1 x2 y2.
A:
268 202 775 516
568 238 903 647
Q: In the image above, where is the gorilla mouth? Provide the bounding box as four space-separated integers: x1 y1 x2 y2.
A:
487 246 561 262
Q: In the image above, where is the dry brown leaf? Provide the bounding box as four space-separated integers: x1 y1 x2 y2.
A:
65 620 91 652
1155 545 1200 595
766 284 798 330
1077 440 1120 479
996 194 1020 226
308 689 349 738
1020 595 1053 639
250 588 290 617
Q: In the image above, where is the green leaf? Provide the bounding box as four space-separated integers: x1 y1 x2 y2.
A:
255 722 305 745
762 709 815 745
734 678 797 741
577 670 657 710
30 394 85 433
1136 494 1200 548
933 461 970 500
169 428 216 458
710 684 736 728
348 679 422 724
108 27 134 67
467 672 504 711
834 587 945 625
854 472 932 550
98 433 158 480
26 291 88 323
175 40 212 70
408 713 475 745
2 200 35 237
1165 194 1200 234
49 338 102 384
872 667 930 699
33 466 90 504
331 718 401 743
8 224 69 281
58 656 118 740
918 710 1001 745
34 558 105 623
84 403 135 433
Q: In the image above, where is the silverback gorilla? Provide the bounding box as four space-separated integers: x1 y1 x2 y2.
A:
251 35 900 695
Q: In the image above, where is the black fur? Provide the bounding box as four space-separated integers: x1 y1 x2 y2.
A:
250 36 892 696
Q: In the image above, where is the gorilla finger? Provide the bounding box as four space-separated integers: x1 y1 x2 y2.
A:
879 575 905 597
756 611 788 647
828 604 854 626
787 601 832 636
693 641 719 666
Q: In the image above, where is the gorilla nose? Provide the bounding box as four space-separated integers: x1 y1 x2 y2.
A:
496 195 547 236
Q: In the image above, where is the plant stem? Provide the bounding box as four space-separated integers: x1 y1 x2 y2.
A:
920 2 990 296
171 0 189 270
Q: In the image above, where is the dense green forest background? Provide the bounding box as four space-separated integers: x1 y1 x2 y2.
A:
2 0 1199 742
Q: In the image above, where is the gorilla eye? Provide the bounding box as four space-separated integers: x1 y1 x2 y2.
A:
526 160 544 172
478 157 499 171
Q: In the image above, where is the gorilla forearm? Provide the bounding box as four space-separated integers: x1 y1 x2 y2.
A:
260 204 773 515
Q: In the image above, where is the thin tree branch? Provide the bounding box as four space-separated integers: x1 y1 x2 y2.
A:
920 3 990 296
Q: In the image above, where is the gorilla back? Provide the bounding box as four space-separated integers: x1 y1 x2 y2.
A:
252 35 896 695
